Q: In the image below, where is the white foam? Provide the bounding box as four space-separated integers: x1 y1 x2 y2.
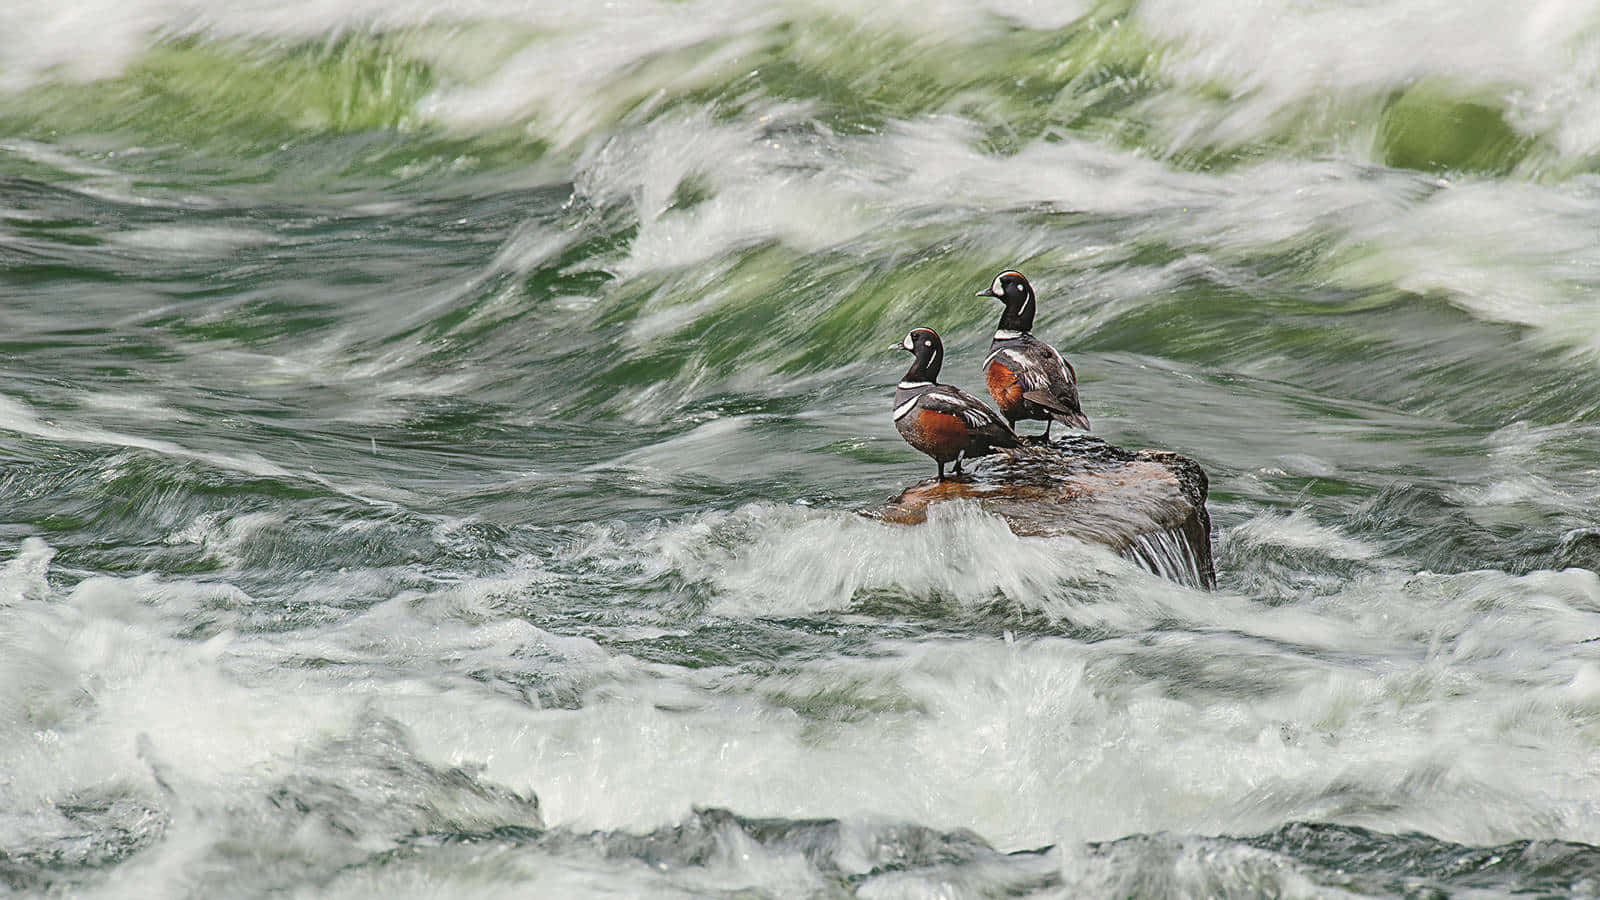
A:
0 536 54 607
164 511 283 568
0 558 355 853
1135 0 1600 160
446 602 1600 851
76 392 183 417
652 501 1132 619
1229 510 1382 562
1325 179 1600 357
104 224 274 257
4 0 1599 170
871 116 1214 219
419 2 776 147
572 106 877 278
10 0 1600 356
8 508 1600 896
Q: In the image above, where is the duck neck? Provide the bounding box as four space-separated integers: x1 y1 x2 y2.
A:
902 347 941 384
997 300 1034 334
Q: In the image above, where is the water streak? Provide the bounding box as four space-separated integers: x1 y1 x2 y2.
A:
1123 527 1210 589
3 0 1600 895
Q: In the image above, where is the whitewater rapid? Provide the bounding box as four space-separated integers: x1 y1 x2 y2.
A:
5 0 1600 896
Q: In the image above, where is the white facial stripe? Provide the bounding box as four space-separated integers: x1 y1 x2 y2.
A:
892 396 919 421
901 333 915 350
991 274 1004 296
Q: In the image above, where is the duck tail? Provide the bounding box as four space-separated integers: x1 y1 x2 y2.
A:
1056 411 1091 432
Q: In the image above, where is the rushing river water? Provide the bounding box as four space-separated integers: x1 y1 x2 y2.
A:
6 1 1600 896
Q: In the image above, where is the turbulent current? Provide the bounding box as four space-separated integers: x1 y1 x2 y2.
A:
5 1 1600 896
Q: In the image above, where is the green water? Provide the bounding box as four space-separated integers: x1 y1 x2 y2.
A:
5 2 1600 896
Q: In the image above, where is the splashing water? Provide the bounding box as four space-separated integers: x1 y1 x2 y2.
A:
1124 528 1210 589
4 0 1600 896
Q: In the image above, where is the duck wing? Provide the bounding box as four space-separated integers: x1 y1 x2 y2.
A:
920 387 1021 448
1009 337 1090 430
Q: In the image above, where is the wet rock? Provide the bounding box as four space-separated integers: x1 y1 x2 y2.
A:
878 433 1215 588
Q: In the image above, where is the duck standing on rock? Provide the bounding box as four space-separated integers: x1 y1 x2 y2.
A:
892 327 1022 481
977 270 1090 440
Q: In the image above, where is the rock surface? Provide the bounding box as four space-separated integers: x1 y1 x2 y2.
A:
878 433 1215 588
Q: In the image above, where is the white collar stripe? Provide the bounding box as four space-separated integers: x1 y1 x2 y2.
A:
994 330 1022 340
898 380 931 389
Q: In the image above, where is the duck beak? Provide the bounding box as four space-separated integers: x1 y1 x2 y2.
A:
977 287 1000 299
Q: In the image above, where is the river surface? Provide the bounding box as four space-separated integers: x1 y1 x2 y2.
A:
5 1 1600 896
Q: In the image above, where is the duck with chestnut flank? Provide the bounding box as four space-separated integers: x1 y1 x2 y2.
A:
892 327 1022 480
976 270 1090 440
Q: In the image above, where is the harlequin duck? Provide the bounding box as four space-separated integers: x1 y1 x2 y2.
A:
892 327 1022 480
976 270 1090 440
